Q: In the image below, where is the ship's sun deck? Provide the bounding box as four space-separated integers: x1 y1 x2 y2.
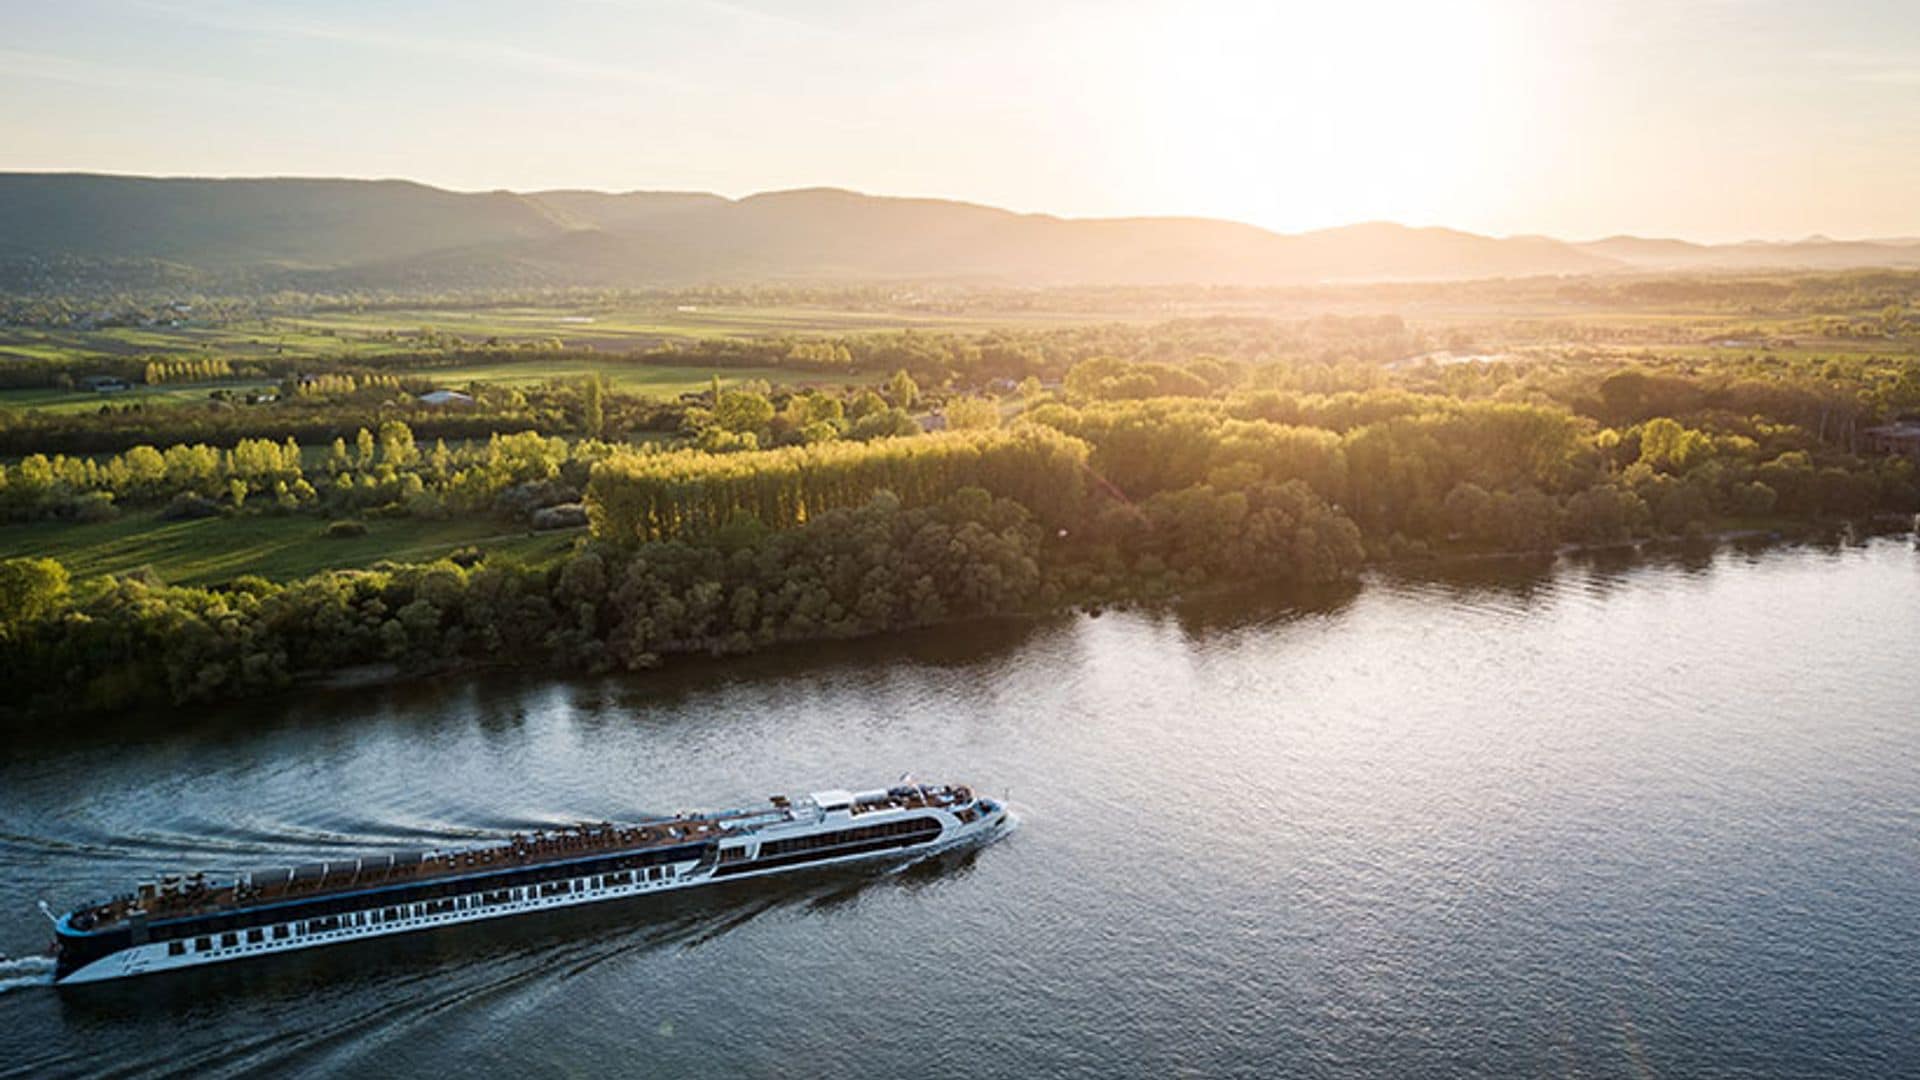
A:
69 783 977 933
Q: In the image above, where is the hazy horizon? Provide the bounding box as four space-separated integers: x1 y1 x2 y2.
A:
6 1 1919 245
11 167 1920 248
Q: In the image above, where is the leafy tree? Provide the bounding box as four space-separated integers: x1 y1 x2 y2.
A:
583 374 607 438
378 420 419 468
848 389 889 420
714 389 774 435
886 369 920 409
0 557 69 632
944 396 1000 430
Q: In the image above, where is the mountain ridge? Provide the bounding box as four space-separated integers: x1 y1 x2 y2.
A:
4 172 1919 291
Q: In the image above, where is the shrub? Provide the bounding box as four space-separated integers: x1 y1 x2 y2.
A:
72 491 119 524
159 492 220 520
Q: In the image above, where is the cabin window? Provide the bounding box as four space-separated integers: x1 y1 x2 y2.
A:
169 941 186 956
196 936 212 951
274 925 289 939
247 928 264 944
220 932 238 949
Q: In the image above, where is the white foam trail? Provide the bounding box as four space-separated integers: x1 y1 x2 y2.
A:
0 955 54 993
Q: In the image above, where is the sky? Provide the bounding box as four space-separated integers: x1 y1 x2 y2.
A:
3 0 1918 242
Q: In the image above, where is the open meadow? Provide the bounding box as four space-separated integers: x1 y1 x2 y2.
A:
0 510 580 584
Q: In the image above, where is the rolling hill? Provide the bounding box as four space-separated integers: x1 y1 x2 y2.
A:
2 172 1918 292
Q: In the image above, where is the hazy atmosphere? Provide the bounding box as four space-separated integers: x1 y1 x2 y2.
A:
6 0 1920 240
3 3 1918 1077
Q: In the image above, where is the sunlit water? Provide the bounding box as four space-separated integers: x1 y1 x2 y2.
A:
2 540 1917 1078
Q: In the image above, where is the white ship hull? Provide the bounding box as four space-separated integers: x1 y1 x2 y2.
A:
55 785 1006 986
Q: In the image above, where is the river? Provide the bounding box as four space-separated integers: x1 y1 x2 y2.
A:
2 539 1916 1078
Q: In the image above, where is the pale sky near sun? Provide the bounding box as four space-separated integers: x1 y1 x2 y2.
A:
3 0 1918 242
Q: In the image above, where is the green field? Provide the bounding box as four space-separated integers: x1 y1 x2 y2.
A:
0 300 1113 370
0 362 871 414
421 359 871 395
0 512 580 585
0 379 283 414
0 321 416 363
275 301 1119 347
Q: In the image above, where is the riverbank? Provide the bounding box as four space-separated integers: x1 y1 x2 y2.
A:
20 517 1909 729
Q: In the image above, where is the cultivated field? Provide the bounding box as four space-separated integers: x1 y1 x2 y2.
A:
0 511 578 584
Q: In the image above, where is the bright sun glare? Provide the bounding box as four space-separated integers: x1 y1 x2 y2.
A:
1120 1 1510 232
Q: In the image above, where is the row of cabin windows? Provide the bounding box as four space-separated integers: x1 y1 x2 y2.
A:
714 822 937 877
152 844 706 942
161 864 684 956
759 817 940 859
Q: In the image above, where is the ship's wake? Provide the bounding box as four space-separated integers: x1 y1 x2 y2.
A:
0 955 54 995
23 828 1015 1077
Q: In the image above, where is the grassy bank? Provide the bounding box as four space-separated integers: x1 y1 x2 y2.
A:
0 512 579 585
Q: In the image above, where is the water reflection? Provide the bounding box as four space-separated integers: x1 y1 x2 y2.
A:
3 539 1917 1079
9 533 1904 766
1164 578 1360 642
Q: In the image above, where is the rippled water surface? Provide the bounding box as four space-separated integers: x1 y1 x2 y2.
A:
3 541 1918 1078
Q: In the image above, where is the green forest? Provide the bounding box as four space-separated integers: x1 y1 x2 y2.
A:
3 287 1919 720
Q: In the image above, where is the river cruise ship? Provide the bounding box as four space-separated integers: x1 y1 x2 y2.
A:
50 782 1004 985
